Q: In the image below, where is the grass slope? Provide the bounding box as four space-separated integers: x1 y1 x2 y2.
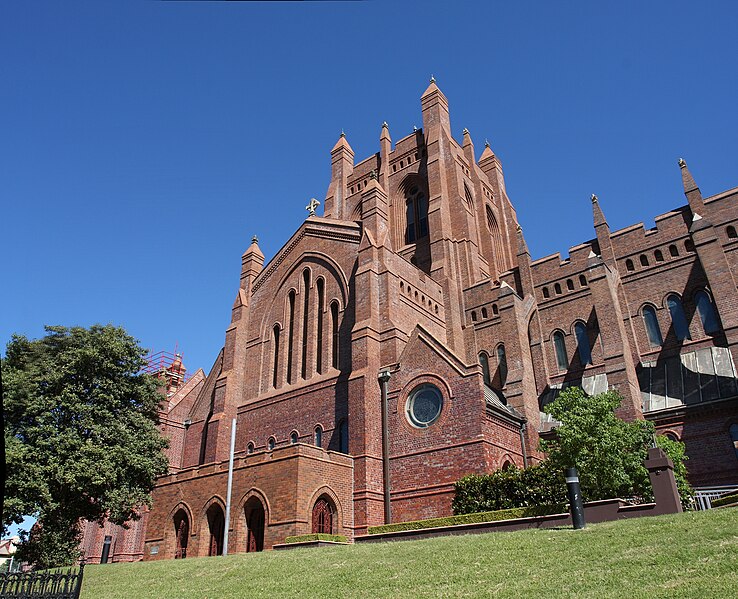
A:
81 508 737 598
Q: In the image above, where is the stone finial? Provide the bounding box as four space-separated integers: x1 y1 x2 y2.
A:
369 169 378 181
382 121 388 129
462 127 469 135
678 157 686 168
484 139 490 148
251 235 259 244
430 75 436 83
591 194 598 203
306 198 320 216
340 130 345 138
413 125 418 132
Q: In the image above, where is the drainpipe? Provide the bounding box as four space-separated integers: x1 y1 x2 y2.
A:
519 421 529 468
223 417 237 556
378 369 392 524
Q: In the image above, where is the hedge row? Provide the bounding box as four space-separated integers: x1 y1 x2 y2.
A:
712 492 738 508
367 504 565 535
283 533 348 544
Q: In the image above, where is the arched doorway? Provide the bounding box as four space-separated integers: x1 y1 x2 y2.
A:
173 509 189 559
311 495 335 534
244 497 265 553
206 503 225 556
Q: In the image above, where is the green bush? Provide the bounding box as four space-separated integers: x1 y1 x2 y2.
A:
452 462 566 515
711 492 738 508
367 504 565 535
283 533 347 544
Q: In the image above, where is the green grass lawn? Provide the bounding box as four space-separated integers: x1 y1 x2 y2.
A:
81 508 737 598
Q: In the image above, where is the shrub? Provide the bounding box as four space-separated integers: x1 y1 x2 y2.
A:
452 462 566 515
367 504 565 535
711 492 738 508
283 533 347 544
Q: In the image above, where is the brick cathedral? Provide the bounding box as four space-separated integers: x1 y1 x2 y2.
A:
81 80 738 561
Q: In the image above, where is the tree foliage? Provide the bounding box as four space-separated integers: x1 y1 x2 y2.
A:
2 325 169 568
453 387 693 514
540 387 692 505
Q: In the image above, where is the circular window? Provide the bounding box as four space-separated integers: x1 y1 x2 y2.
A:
406 383 443 428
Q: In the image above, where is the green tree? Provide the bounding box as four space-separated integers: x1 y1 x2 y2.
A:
2 325 169 568
539 387 692 505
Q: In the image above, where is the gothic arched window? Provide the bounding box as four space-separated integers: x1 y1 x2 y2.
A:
316 278 325 374
496 344 508 387
695 290 720 334
405 185 428 243
287 290 296 384
479 352 491 387
642 305 663 347
574 322 592 365
553 331 568 371
338 419 349 454
667 294 691 341
301 269 311 379
330 301 340 369
272 325 280 388
312 496 335 535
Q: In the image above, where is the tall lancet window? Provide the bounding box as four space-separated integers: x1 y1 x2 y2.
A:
496 344 508 387
301 269 311 379
272 325 280 388
330 301 340 369
316 278 325 374
553 331 568 371
574 322 592 366
405 185 428 244
695 290 720 335
486 205 505 276
643 305 663 347
479 352 491 387
287 290 296 384
667 294 691 341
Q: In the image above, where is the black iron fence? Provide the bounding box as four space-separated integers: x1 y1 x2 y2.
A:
0 562 84 599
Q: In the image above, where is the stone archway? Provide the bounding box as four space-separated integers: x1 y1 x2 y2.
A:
206 503 225 556
173 509 190 559
244 496 265 552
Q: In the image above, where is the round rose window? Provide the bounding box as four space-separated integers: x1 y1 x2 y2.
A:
406 383 443 428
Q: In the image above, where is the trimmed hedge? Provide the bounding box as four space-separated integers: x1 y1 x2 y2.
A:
367 504 565 535
283 533 348 544
712 492 738 508
453 462 566 515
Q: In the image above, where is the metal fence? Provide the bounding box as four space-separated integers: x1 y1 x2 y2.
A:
691 485 738 510
0 563 84 599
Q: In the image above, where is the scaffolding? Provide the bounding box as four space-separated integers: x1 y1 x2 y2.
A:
142 350 191 395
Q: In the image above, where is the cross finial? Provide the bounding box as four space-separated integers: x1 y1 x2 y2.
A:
305 198 320 217
251 235 259 244
591 194 598 203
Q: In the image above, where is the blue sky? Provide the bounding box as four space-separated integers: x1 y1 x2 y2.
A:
2 0 737 375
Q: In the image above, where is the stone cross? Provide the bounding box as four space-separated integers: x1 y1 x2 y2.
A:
306 198 320 217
